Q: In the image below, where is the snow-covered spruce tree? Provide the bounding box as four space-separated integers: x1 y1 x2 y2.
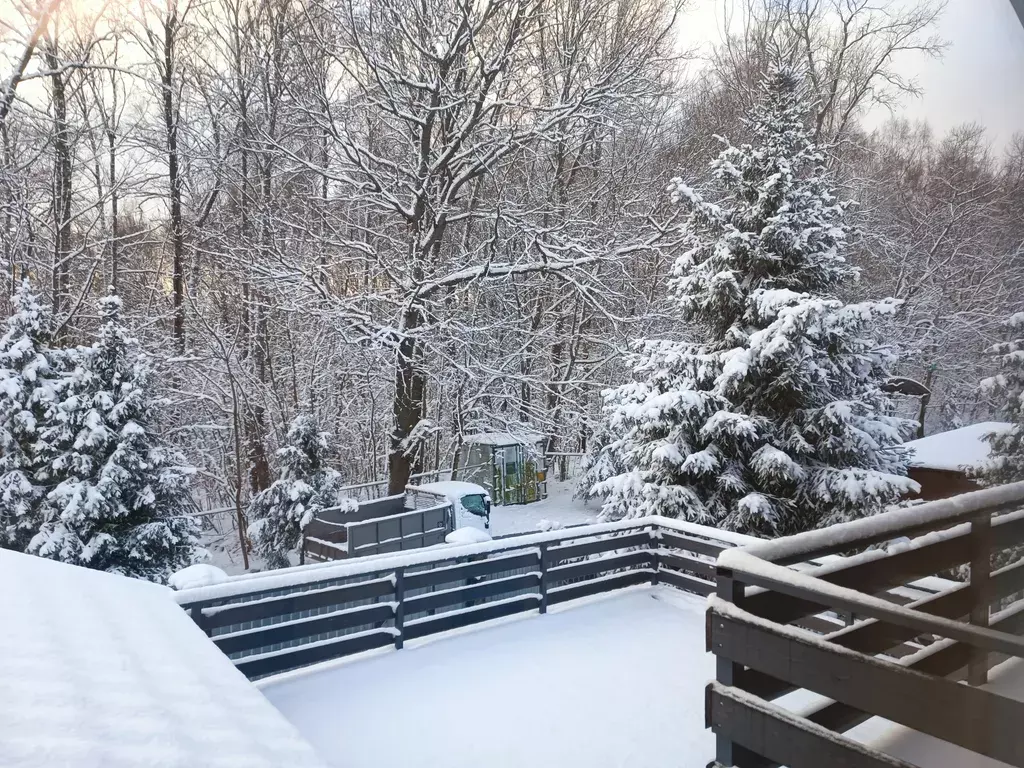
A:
0 280 66 551
28 293 197 582
592 67 917 536
977 313 1024 485
575 419 626 501
247 412 353 568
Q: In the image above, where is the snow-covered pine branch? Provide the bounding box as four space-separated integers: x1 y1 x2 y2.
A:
977 312 1024 486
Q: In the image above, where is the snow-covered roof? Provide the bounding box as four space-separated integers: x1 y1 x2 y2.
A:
463 431 544 446
416 480 490 500
905 421 1012 471
0 550 327 768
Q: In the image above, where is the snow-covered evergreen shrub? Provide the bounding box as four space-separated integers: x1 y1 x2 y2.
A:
247 412 353 568
978 313 1024 485
0 281 65 551
590 67 917 536
28 293 197 582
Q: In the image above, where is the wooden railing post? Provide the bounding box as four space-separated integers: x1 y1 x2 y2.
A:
710 567 745 767
968 511 992 686
650 527 661 586
189 602 211 636
394 567 405 650
538 543 549 614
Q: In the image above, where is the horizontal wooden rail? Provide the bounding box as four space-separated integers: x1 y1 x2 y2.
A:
236 628 397 679
180 517 747 681
547 549 653 585
196 576 394 633
709 481 1024 768
214 602 394 656
706 683 918 768
721 552 1024 660
545 530 651 566
659 530 727 559
802 601 1024 739
741 527 974 625
709 604 1024 767
405 572 541 615
661 551 715 580
405 595 541 640
740 481 1024 566
549 569 654 605
404 551 540 591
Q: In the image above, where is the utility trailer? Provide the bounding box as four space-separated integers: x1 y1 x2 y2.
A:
302 488 453 562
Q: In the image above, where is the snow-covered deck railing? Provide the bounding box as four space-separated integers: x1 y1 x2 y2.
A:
707 480 1024 768
177 516 751 680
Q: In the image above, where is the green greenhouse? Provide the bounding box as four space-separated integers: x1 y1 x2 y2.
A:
456 432 548 505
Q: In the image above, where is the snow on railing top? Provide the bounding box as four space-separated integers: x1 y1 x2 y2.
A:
716 547 1024 659
175 515 758 605
735 480 1024 566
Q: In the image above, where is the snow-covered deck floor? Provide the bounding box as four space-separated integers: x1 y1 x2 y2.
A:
857 656 1024 768
259 586 712 768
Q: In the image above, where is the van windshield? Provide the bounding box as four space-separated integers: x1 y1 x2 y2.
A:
460 495 488 518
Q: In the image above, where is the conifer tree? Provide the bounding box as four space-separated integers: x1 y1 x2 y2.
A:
248 412 353 568
575 419 625 502
29 293 197 582
978 313 1024 484
590 67 917 536
0 280 65 550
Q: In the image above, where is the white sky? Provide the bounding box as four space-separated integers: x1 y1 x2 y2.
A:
677 0 1024 150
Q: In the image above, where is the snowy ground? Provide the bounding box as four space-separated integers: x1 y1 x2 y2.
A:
255 576 1018 768
197 516 285 576
259 586 712 768
488 478 598 536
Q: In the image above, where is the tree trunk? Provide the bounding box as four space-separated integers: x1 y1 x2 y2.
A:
108 127 119 291
917 366 937 439
161 13 185 349
388 308 424 494
46 45 71 323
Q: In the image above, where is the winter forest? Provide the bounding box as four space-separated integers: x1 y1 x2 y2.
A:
0 0 1022 581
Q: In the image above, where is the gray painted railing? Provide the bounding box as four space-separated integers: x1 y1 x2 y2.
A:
707 481 1024 768
179 517 748 680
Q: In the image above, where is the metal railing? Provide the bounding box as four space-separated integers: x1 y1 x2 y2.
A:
707 481 1024 768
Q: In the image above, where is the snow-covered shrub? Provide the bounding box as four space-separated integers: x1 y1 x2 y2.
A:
247 411 354 568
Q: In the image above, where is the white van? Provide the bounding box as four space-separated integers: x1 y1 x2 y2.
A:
415 481 492 532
